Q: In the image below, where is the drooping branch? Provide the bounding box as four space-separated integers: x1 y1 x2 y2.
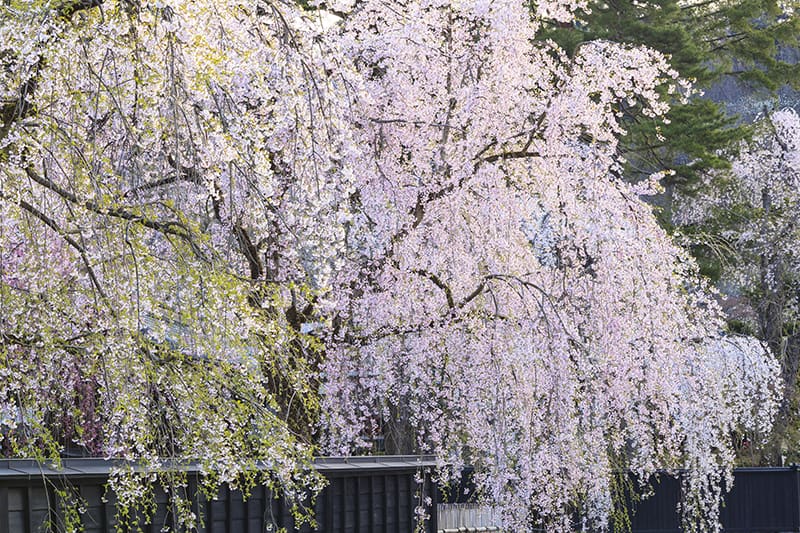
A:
0 331 97 355
122 155 203 199
1 191 110 304
24 167 207 259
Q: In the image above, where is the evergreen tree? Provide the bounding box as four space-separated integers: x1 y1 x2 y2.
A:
543 0 799 226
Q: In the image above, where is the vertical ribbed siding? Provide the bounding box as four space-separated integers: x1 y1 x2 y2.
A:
2 459 797 532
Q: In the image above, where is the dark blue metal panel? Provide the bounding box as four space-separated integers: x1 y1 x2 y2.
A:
1 459 799 532
721 467 800 532
628 474 682 533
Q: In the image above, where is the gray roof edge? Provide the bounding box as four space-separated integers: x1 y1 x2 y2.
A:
0 455 440 478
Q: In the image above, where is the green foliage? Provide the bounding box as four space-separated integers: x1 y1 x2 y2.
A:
542 0 799 190
609 469 637 533
51 486 87 533
727 319 757 337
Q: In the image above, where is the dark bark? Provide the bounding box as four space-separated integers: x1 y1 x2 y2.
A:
383 402 416 455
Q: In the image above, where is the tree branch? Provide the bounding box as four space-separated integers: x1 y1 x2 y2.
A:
234 224 263 280
56 0 104 19
0 191 110 303
480 149 542 165
24 167 207 259
411 268 454 309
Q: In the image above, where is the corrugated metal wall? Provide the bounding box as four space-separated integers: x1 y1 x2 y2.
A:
0 457 436 533
626 467 800 533
1 459 800 532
